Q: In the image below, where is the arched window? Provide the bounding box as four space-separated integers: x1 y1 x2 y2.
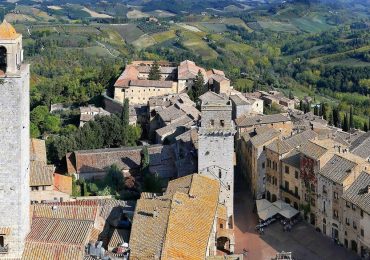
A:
0 46 7 73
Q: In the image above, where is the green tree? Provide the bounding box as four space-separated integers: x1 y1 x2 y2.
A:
189 70 206 101
364 122 368 132
289 90 294 100
342 113 349 132
30 105 49 125
122 98 130 127
43 115 61 133
30 123 41 138
148 61 161 80
321 103 328 120
349 106 354 129
142 173 163 193
141 146 150 171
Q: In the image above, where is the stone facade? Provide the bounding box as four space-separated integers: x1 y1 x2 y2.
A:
0 23 30 259
198 100 236 235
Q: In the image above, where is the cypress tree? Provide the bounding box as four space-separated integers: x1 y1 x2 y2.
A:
299 100 303 111
349 106 354 129
321 103 327 120
342 113 349 132
148 61 161 80
190 70 206 101
364 122 368 132
122 98 130 127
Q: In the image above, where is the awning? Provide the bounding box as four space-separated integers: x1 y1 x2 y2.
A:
272 200 290 210
279 207 299 219
258 205 280 221
256 199 272 212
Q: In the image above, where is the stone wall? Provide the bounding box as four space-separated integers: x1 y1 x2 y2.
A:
0 65 30 259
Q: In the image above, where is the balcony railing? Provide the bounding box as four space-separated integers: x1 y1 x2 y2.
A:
0 245 8 254
280 185 300 199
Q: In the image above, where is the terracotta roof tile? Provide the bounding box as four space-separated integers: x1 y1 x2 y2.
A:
22 242 84 260
342 171 370 214
30 161 54 186
30 139 47 163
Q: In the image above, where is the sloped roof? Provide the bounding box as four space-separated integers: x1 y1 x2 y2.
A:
282 149 301 169
31 202 98 221
198 91 226 103
342 171 370 214
129 79 174 88
319 154 357 183
22 242 84 260
235 114 290 127
266 139 293 155
129 198 172 260
250 128 280 147
178 60 207 80
284 130 318 148
26 218 93 245
349 132 370 159
30 161 54 187
30 139 47 163
129 175 221 260
298 141 328 160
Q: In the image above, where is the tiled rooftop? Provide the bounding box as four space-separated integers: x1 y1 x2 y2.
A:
342 171 370 214
319 154 357 183
298 141 328 160
235 114 290 127
30 161 54 187
129 175 221 260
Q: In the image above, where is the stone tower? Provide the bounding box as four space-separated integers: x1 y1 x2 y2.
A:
198 99 236 224
0 20 30 259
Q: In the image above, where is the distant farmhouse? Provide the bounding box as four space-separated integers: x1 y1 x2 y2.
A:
113 60 231 105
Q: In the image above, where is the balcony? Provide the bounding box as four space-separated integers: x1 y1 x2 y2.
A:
280 185 300 199
0 245 8 254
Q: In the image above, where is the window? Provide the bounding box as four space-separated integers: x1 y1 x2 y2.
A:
42 186 46 191
262 162 265 169
323 185 327 194
285 181 289 190
210 120 214 126
267 159 271 168
352 204 356 211
346 218 350 225
361 229 364 237
219 170 222 179
360 210 364 218
220 120 225 127
295 170 299 179
353 221 357 229
333 192 339 199
295 186 298 196
0 236 4 247
285 166 289 174
333 210 338 219
228 185 230 190
220 224 224 229
346 201 351 208
311 198 315 206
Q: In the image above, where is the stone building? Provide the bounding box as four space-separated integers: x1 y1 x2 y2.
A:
0 20 30 259
239 127 280 199
30 139 71 204
113 60 232 105
316 153 365 242
341 171 370 257
198 99 236 246
235 113 292 137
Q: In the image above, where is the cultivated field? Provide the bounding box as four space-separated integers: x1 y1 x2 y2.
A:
82 7 113 19
108 24 144 43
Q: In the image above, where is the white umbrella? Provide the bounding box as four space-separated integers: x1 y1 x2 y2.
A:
256 199 272 212
279 207 299 219
258 205 280 221
272 200 290 210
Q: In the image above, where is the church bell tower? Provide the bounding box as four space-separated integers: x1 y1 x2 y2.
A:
0 20 30 259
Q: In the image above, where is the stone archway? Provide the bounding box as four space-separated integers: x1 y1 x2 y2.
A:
0 46 7 73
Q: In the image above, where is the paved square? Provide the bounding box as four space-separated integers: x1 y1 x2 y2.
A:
233 180 360 260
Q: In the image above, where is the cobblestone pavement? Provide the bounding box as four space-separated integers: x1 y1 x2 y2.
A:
233 175 360 260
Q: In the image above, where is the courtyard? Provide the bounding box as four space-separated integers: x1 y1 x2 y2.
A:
233 177 361 260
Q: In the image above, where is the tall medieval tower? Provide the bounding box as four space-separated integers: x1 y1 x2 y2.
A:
0 20 30 259
198 99 236 225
